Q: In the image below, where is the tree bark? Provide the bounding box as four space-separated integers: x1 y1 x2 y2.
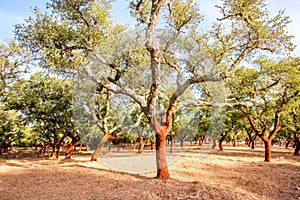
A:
294 133 299 156
251 140 255 149
91 133 116 161
169 133 174 154
137 136 144 153
232 139 236 147
91 132 109 161
65 133 80 159
155 131 169 179
264 140 272 162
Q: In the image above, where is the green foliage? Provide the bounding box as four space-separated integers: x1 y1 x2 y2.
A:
0 109 25 151
12 0 300 151
14 0 113 74
8 73 76 148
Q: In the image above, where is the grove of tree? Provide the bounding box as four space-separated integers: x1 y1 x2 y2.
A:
0 0 299 179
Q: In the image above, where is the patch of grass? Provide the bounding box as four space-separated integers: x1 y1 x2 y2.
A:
189 185 198 193
206 186 212 192
236 178 259 188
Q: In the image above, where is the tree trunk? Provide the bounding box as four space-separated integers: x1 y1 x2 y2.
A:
294 133 299 156
91 133 115 161
169 134 174 154
65 134 80 159
42 143 46 154
219 133 227 151
264 140 272 162
117 140 122 152
55 145 60 158
91 133 109 161
155 132 170 179
233 139 236 147
49 145 55 157
65 143 74 159
151 141 155 150
137 137 144 153
107 139 113 154
180 139 184 148
85 142 90 151
55 135 66 158
251 141 255 149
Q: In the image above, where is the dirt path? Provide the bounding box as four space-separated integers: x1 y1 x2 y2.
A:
0 145 299 200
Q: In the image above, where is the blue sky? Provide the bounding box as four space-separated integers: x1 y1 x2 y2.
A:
1 0 300 55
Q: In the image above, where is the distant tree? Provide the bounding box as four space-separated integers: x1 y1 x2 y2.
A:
9 73 79 158
244 57 300 161
0 40 31 154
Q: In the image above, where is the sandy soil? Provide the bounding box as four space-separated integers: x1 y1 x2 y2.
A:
0 145 300 200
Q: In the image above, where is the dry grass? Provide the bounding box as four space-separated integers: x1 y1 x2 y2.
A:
0 145 299 200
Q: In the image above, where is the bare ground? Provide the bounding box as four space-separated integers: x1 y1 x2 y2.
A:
0 145 300 200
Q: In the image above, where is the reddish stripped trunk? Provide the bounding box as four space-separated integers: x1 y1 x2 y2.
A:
151 141 155 150
150 106 176 179
91 132 116 161
155 131 169 179
65 143 74 159
65 134 80 159
137 137 144 153
264 140 272 162
248 114 285 162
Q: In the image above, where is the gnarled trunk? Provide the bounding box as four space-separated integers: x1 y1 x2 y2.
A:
155 131 169 179
248 114 285 162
